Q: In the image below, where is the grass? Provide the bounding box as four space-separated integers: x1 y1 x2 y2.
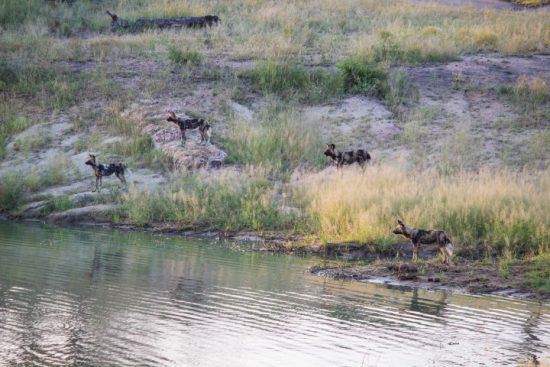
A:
523 253 550 294
336 58 387 96
121 169 291 231
222 107 325 177
168 46 202 66
0 170 25 211
24 153 74 192
296 166 549 258
497 76 549 127
242 62 343 104
0 62 80 109
0 101 34 160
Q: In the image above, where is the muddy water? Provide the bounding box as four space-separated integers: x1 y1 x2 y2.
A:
0 222 548 366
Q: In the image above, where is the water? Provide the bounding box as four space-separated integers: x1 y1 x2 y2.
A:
0 222 548 367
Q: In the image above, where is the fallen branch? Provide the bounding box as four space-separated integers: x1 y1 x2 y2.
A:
106 11 220 32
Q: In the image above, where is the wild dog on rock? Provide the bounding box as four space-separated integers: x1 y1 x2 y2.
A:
85 154 127 192
392 219 454 264
167 111 211 145
324 143 371 168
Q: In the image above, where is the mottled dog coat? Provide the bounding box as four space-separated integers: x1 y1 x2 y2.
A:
392 219 454 264
167 111 211 145
324 143 371 168
85 154 126 192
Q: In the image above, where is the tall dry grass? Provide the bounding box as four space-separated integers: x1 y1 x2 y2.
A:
297 166 549 257
1 0 548 64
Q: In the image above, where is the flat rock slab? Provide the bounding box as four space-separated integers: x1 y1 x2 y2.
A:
47 204 118 224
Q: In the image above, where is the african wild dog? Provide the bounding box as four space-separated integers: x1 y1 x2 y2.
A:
85 154 127 192
167 111 211 145
392 219 454 264
324 143 371 169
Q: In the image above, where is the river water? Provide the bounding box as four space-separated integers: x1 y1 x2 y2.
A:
0 221 548 366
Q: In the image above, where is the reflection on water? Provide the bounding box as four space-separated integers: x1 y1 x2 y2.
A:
0 222 548 366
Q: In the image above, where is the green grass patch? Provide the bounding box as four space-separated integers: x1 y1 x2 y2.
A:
121 171 292 231
0 170 25 212
242 61 343 104
168 46 202 66
222 107 325 177
524 254 550 294
497 76 549 127
0 101 34 160
0 62 79 109
336 57 387 96
41 194 73 216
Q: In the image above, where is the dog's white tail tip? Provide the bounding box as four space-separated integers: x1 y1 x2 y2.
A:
446 243 454 256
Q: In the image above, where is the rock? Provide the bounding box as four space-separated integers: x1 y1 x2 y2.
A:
47 204 118 224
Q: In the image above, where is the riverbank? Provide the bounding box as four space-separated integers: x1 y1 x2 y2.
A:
5 216 549 301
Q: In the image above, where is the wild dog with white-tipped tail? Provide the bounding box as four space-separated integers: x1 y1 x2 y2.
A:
392 219 454 264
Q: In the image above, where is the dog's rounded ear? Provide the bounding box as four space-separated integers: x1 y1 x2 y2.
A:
397 219 404 226
168 111 175 117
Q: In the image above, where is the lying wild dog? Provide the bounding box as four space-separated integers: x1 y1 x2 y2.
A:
324 143 371 168
392 219 454 264
167 111 211 145
85 154 127 192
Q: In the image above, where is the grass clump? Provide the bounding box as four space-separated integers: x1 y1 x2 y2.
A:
0 63 79 109
41 195 73 215
243 62 343 104
121 170 291 231
168 46 202 66
497 76 549 127
297 166 549 258
336 58 387 96
523 254 550 295
0 170 25 212
0 101 34 160
222 107 325 177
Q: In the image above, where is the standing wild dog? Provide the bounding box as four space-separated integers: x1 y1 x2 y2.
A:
167 111 211 145
392 219 454 264
324 143 371 168
85 154 127 192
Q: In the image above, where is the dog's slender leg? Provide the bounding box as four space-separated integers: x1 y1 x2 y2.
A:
412 243 419 262
439 246 447 264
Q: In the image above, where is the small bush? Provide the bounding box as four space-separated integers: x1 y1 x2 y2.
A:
168 46 202 66
336 57 387 96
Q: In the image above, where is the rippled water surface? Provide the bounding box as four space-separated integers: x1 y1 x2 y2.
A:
0 222 548 366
